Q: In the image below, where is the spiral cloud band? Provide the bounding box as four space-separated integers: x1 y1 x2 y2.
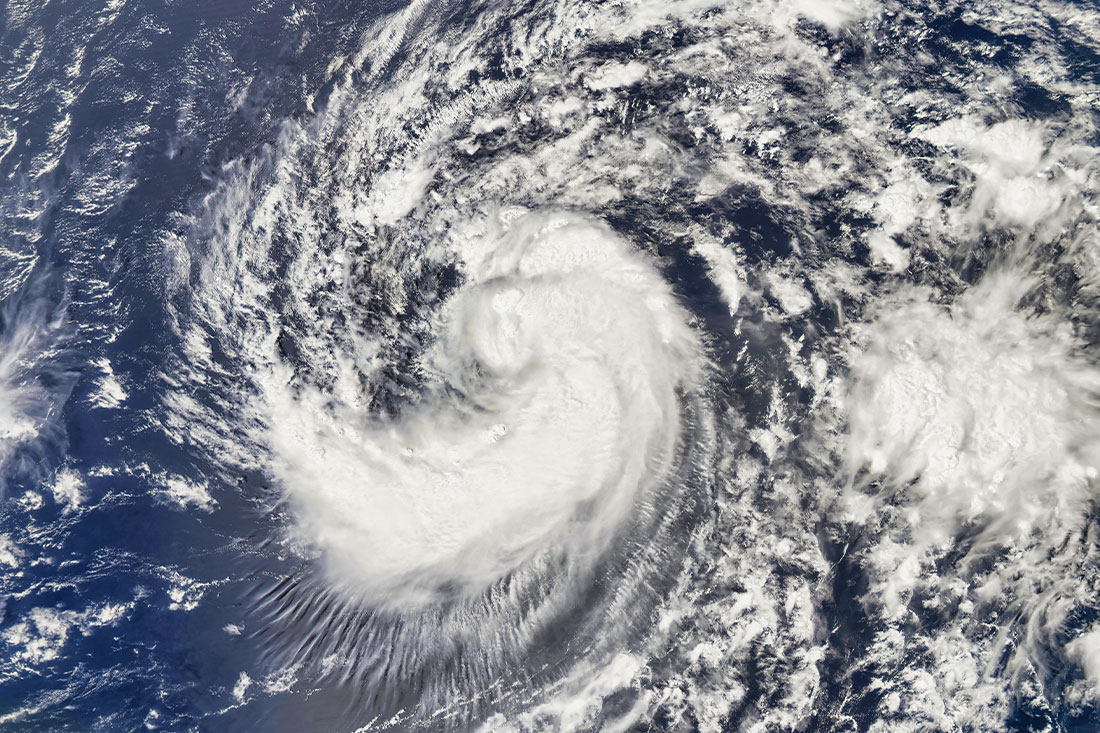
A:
268 211 702 602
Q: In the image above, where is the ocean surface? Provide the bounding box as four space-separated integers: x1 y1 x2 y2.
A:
1 0 1100 730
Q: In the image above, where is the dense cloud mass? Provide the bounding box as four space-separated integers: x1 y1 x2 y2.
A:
0 0 1099 730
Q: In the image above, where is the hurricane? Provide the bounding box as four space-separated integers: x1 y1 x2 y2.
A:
1 0 1100 730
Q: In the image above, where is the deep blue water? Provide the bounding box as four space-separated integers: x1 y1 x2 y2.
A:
0 2 386 727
